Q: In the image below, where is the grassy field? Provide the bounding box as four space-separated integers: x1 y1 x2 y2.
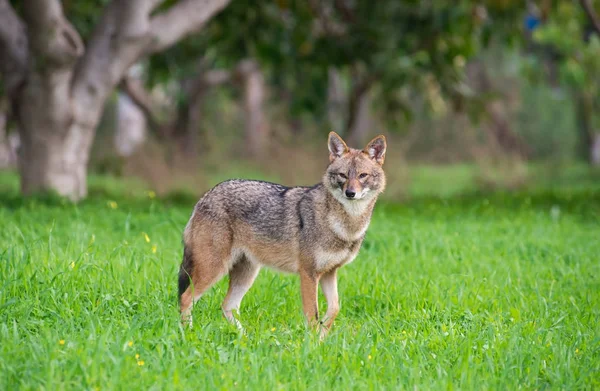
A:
0 169 599 390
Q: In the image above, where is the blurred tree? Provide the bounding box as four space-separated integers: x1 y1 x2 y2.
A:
529 0 600 165
144 1 500 146
0 0 230 200
122 0 546 158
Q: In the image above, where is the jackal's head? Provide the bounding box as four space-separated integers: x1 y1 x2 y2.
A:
324 132 387 203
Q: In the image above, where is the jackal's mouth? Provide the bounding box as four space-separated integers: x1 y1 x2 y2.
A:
342 188 370 201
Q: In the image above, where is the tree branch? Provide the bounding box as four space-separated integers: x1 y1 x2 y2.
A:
72 0 232 122
580 0 600 36
0 0 29 97
147 0 232 54
22 0 83 67
119 76 165 135
71 1 158 121
121 67 231 139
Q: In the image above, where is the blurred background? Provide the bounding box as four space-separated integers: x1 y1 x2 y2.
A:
0 0 599 200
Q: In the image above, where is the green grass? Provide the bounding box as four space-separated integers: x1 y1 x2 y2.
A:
0 169 599 390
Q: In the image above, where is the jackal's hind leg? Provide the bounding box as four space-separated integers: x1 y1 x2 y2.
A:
222 257 260 332
180 254 228 328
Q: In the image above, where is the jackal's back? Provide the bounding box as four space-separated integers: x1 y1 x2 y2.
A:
187 179 321 242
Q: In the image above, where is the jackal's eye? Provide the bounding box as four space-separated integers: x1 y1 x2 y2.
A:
359 173 369 179
337 173 347 180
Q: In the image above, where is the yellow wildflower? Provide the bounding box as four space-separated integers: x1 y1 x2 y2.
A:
271 327 276 332
128 341 133 347
70 261 75 269
137 360 145 366
152 244 157 254
135 354 140 359
147 191 156 199
108 201 118 209
59 340 65 345
143 233 150 243
368 355 372 360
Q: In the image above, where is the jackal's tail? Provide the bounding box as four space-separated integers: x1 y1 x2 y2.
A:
178 246 194 300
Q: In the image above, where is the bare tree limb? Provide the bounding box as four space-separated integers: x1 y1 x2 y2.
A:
580 0 600 36
72 0 232 121
120 67 232 139
119 76 165 135
71 1 157 121
147 0 232 54
22 0 83 67
346 65 378 144
201 69 232 87
0 0 29 97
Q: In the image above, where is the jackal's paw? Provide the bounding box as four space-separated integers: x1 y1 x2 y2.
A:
223 310 246 335
319 324 331 340
181 315 193 329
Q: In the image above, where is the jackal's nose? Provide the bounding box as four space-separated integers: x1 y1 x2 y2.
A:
345 189 356 198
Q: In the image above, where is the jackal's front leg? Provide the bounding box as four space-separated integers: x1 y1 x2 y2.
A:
299 270 319 328
319 268 339 337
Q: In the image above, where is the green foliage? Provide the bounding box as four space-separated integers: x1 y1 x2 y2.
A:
527 2 600 132
0 171 599 389
532 2 600 88
145 1 532 126
62 0 112 40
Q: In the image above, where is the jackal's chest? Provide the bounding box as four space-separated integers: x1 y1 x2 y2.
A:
313 241 362 272
327 214 370 242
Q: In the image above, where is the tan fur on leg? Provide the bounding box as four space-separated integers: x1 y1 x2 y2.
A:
300 269 319 328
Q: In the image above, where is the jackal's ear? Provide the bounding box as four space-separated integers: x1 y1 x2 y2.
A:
328 132 349 162
364 135 386 165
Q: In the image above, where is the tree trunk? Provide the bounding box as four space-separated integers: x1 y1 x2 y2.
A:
591 133 600 166
17 120 94 199
237 60 268 157
575 90 600 165
0 0 231 200
13 0 89 199
468 59 530 158
172 89 205 157
485 101 530 158
15 74 94 198
327 67 346 134
345 66 376 147
183 93 205 156
115 92 147 157
0 104 13 168
347 87 373 147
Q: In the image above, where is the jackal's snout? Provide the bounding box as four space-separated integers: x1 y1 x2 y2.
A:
344 178 361 199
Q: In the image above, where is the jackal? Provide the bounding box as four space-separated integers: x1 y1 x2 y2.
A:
178 132 386 335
